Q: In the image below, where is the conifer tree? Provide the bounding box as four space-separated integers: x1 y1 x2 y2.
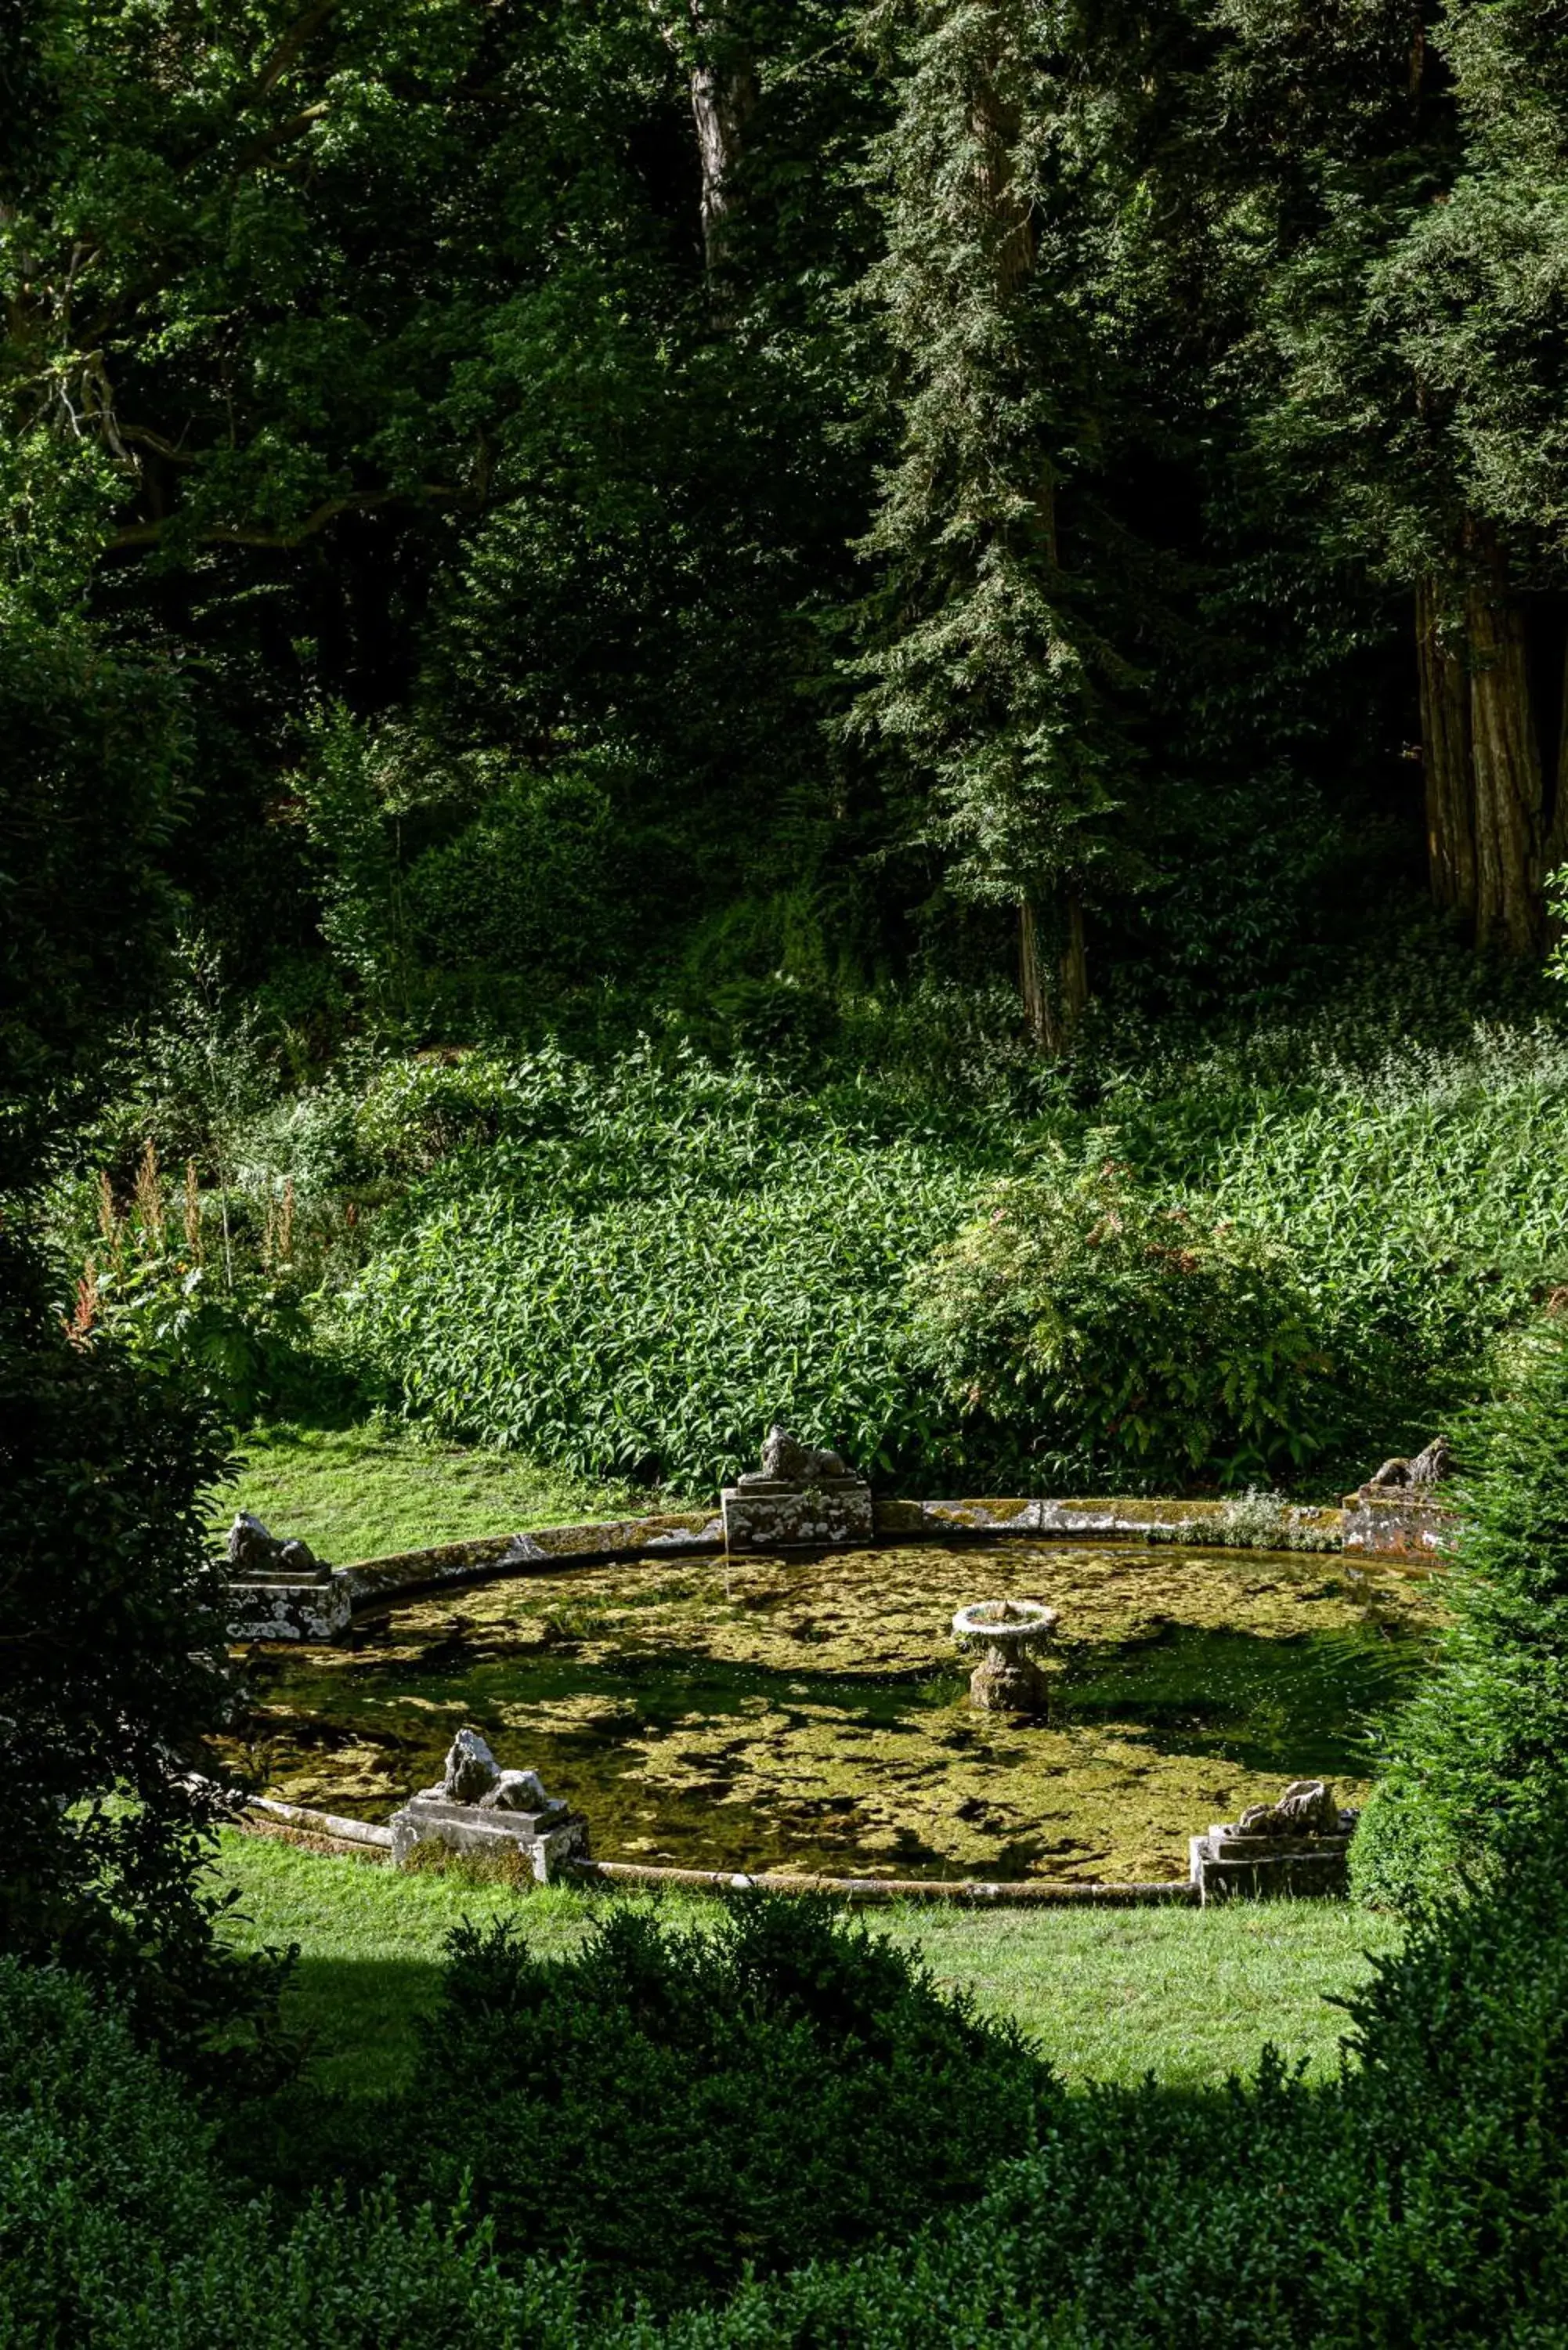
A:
851 0 1124 1052
1353 1323 1568 1912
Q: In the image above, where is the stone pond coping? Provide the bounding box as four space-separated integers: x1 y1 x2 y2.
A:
240 1798 1197 1904
227 1488 1448 1645
309 1492 1357 1622
1341 1487 1454 1557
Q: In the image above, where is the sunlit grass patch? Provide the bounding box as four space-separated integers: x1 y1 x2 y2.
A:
212 1420 659 1564
214 1828 1400 2098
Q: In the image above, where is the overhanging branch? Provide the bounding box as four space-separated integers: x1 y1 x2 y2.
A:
108 483 458 554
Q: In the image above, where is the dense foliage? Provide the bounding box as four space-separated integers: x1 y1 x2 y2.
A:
1354 1319 1568 1911
10 0 1568 1042
0 1229 283 2060
0 1957 580 2349
652 1803 1568 2345
11 9 1568 2333
912 1158 1331 1483
11 0 1568 1499
15 1804 1568 2343
372 1896 1044 2310
56 992 1562 1497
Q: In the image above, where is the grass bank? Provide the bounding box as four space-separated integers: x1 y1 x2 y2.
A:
216 1829 1401 2097
215 1422 654 1561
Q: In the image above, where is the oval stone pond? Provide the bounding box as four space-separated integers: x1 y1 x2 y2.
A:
222 1540 1440 1883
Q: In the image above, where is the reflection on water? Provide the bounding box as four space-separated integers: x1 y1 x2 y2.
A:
222 1540 1439 1883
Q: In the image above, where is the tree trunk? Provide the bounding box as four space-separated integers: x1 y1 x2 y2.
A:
1019 895 1086 1057
689 53 755 272
1547 626 1568 882
1465 521 1544 955
1415 577 1475 916
1019 900 1047 1048
649 4 754 275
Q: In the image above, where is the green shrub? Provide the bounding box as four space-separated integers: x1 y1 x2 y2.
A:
0 1956 583 2349
910 1156 1335 1487
334 1024 1568 1501
21 1815 1568 2345
340 1048 980 1487
0 1229 280 2061
403 763 632 985
1352 1320 1568 1912
642 1806 1568 2347
93 1256 325 1426
378 1896 1048 2314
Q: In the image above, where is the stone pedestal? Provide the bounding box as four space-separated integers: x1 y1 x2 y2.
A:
966 1647 1050 1712
228 1572 352 1643
388 1730 589 1882
1341 1488 1451 1559
1189 1826 1354 1900
952 1597 1060 1716
224 1511 352 1642
721 1423 872 1549
721 1473 873 1550
389 1791 589 1882
1189 1780 1357 1901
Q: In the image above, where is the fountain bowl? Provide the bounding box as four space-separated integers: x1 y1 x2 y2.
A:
952 1596 1060 1714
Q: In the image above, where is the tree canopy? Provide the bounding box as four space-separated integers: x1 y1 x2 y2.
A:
6 0 1568 1050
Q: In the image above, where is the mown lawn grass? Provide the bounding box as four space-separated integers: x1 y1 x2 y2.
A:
212 1421 661 1563
216 1830 1401 2098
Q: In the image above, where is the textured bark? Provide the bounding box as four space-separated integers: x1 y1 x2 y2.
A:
1415 577 1475 916
1020 895 1086 1058
1548 624 1568 880
972 76 1033 297
1019 900 1047 1048
650 4 754 275
689 59 755 270
1465 522 1544 955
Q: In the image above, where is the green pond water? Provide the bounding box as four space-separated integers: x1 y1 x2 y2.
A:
225 1541 1440 1883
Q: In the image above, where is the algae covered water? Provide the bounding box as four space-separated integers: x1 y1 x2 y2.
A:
224 1542 1439 1883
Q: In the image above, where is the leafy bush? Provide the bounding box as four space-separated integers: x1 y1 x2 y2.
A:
0 1957 583 2349
353 1050 541 1174
0 1229 279 2060
23 1814 1568 2344
371 1896 1048 2313
643 1806 1568 2347
403 762 632 985
1353 1319 1568 1912
910 1157 1335 1488
0 598 191 1186
341 1047 980 1487
92 1258 324 1426
330 1024 1568 1497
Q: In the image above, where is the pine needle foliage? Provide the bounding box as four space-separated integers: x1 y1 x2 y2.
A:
851 1 1125 936
1353 1319 1568 1911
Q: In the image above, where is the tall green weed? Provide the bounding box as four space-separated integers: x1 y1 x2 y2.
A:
334 1024 1568 1495
341 1055 978 1484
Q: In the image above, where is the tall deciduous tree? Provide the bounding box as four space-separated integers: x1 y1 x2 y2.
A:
651 1 759 273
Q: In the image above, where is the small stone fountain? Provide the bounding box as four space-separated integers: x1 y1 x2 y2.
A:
951 1596 1060 1713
